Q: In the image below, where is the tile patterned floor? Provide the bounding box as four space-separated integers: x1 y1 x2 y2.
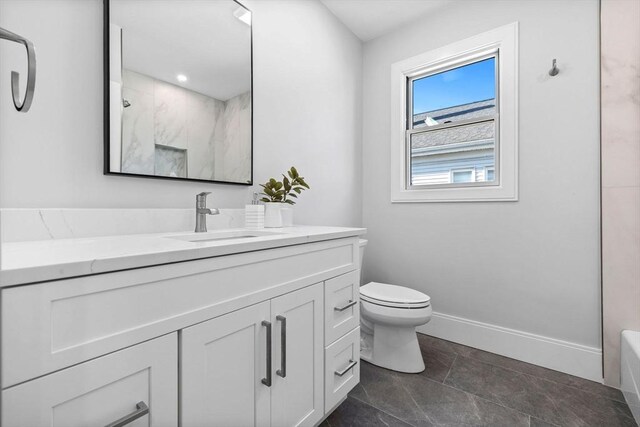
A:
321 334 638 427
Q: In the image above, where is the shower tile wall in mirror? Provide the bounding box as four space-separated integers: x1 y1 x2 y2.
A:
105 0 253 185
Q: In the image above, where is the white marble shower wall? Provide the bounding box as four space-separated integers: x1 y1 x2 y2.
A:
601 0 640 387
121 69 251 182
215 92 252 183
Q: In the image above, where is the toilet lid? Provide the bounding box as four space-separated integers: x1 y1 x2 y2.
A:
360 282 430 307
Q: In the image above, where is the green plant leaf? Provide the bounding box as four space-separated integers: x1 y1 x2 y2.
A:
285 200 295 205
288 193 298 198
290 166 299 178
298 178 310 189
260 197 271 203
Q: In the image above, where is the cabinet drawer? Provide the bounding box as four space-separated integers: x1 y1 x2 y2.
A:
325 327 360 412
324 270 360 345
2 333 177 427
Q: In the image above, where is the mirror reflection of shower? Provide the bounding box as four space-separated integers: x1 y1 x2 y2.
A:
108 0 252 184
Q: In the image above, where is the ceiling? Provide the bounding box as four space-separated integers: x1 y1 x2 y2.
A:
320 0 450 42
111 0 251 101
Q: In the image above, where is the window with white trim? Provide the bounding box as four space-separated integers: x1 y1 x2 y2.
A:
390 22 518 202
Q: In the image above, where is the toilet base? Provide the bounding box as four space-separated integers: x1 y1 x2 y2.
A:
360 324 425 373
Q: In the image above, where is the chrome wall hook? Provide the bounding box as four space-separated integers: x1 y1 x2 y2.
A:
0 26 36 112
549 58 559 76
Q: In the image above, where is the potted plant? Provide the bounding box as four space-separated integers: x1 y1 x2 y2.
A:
260 167 310 227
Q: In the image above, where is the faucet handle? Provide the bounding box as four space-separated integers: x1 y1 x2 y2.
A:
196 192 212 208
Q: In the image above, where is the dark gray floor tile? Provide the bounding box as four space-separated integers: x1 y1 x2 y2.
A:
320 396 414 427
350 362 426 422
419 333 624 403
417 333 474 358
400 372 530 427
530 417 560 427
462 345 625 403
417 339 457 383
330 335 637 427
444 355 636 427
351 361 528 427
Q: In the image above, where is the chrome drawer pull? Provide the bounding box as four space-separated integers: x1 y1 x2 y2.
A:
261 320 272 387
276 315 286 378
335 359 358 377
105 401 149 427
334 300 357 312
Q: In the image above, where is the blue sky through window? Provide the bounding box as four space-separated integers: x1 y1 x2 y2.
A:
412 57 495 115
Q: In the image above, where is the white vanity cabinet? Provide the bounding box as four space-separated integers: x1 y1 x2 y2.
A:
2 333 178 427
0 235 362 427
181 283 324 427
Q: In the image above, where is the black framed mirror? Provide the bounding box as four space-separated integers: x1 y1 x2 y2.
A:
103 0 253 185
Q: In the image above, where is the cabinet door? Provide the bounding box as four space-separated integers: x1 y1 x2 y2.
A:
181 301 271 427
271 283 324 427
2 333 177 427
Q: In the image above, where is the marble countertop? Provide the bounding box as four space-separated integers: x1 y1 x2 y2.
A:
0 226 366 287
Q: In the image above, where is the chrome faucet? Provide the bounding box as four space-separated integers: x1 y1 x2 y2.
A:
195 192 220 233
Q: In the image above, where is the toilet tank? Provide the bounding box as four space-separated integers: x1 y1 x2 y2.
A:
359 239 368 269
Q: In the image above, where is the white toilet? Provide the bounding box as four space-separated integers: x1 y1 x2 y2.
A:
358 239 432 373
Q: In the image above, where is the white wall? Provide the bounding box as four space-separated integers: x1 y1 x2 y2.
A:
362 0 601 376
0 0 362 227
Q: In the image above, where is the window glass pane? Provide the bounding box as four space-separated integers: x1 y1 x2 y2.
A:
412 57 495 129
452 170 474 183
410 121 495 186
486 168 495 182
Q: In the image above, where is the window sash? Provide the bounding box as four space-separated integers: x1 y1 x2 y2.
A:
405 51 500 190
405 117 500 190
406 51 499 131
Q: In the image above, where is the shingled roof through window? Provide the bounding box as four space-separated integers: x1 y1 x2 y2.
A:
411 99 496 149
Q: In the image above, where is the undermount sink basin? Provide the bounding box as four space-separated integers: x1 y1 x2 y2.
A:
166 229 283 243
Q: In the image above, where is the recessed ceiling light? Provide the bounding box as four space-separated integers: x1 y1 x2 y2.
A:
233 7 251 26
176 74 188 83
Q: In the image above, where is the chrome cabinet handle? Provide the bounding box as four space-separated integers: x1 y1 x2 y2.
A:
335 359 358 377
276 315 286 378
261 320 272 387
334 300 357 312
105 401 149 427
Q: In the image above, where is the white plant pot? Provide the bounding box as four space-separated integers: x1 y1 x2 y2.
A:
280 205 294 227
264 202 285 228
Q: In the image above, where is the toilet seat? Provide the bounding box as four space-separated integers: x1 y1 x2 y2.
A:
360 282 430 309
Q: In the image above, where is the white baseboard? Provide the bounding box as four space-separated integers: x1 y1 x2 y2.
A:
417 311 603 382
